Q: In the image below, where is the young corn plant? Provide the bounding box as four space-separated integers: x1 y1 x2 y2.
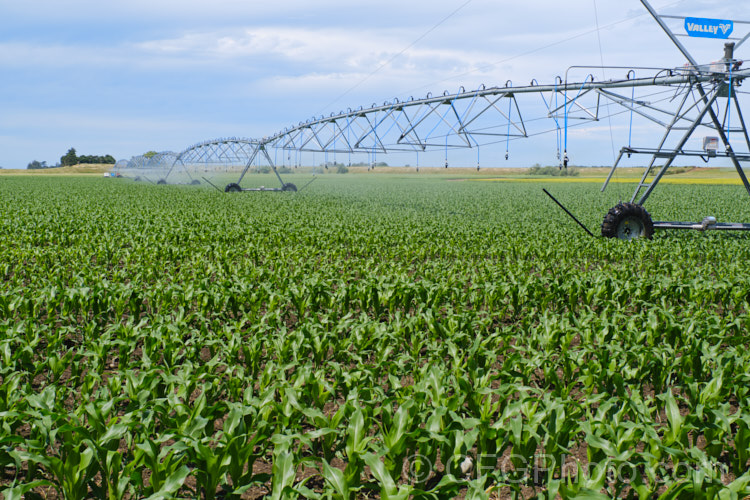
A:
16 426 99 500
131 438 190 498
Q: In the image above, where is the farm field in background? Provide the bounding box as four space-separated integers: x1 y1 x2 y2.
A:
1 175 750 499
0 165 113 176
3 164 749 185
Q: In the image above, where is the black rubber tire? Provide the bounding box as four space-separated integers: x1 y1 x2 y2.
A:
601 202 654 240
157 179 167 185
134 176 141 182
225 183 242 193
190 179 200 185
282 183 297 192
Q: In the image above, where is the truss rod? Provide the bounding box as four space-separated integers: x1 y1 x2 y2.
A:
262 69 750 149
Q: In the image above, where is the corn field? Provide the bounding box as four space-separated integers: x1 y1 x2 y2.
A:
1 175 750 499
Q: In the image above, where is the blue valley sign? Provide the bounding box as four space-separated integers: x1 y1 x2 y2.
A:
685 17 734 39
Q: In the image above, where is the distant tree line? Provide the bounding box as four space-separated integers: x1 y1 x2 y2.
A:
78 154 116 165
528 164 579 176
350 161 389 167
60 148 116 167
27 160 57 169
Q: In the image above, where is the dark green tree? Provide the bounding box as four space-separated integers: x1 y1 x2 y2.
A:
27 160 48 169
61 148 78 167
63 151 117 165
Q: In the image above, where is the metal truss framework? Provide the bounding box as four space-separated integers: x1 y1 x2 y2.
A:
176 138 259 166
116 140 261 184
600 1 750 210
602 76 750 206
213 63 750 198
115 1 750 236
114 151 181 184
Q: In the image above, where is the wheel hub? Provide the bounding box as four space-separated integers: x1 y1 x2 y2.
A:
616 216 646 240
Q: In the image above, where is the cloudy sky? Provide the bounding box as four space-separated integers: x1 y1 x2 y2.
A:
1 0 747 169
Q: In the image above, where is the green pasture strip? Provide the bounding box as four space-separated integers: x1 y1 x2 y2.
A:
471 177 749 185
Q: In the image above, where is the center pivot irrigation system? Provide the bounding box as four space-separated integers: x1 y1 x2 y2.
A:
116 0 750 240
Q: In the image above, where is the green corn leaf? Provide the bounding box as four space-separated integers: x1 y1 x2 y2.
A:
663 391 683 446
144 464 190 500
656 479 692 500
0 480 54 500
560 488 611 500
363 453 411 500
321 459 349 499
98 423 129 447
270 450 297 500
720 471 750 498
346 408 371 457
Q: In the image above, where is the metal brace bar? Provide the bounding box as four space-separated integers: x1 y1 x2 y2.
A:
260 146 286 187
236 145 262 185
635 88 721 204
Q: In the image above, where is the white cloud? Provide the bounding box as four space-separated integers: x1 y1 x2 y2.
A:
133 26 488 72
